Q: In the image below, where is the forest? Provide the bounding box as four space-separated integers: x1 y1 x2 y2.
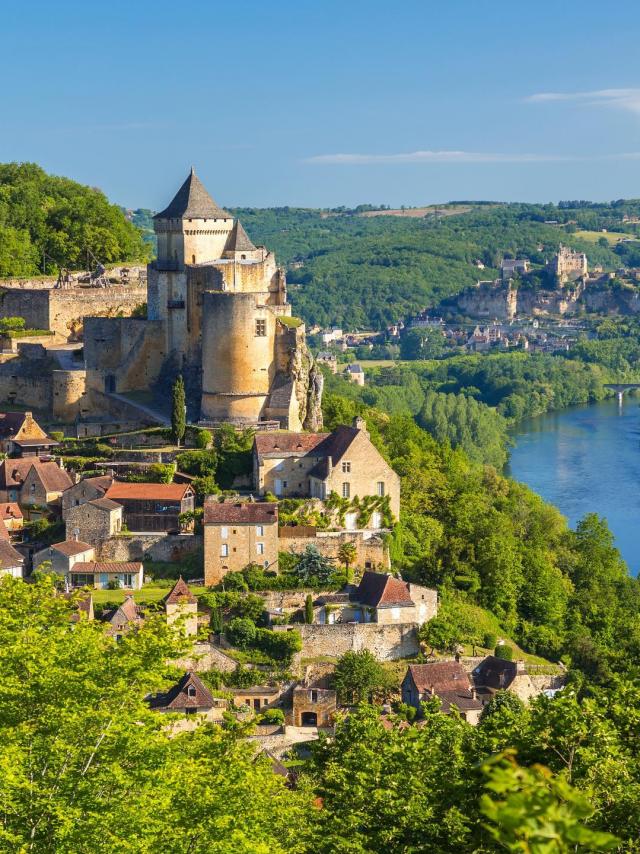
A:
0 163 150 276
234 201 640 329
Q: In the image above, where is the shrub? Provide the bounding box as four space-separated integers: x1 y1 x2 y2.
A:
220 572 248 592
495 642 514 661
226 617 257 649
255 628 302 664
49 431 64 443
483 632 497 650
195 428 212 450
258 708 285 726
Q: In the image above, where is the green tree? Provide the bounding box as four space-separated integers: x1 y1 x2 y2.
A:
304 593 314 624
337 542 357 581
295 544 335 585
333 650 390 704
171 374 186 447
225 617 257 649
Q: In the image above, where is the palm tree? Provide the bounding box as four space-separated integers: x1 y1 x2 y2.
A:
337 542 358 582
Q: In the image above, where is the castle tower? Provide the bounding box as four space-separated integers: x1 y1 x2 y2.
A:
147 168 234 362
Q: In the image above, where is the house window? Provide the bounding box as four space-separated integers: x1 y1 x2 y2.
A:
342 482 350 499
192 254 196 264
311 690 318 702
255 319 267 337
221 526 228 539
30 483 36 494
342 461 351 473
187 685 196 698
257 543 265 555
377 482 385 497
256 525 264 537
122 574 133 588
220 544 229 557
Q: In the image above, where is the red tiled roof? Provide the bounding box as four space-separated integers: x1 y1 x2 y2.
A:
254 432 329 459
204 500 278 525
69 561 143 574
164 576 197 605
354 572 413 608
0 502 22 519
149 671 214 711
0 540 23 570
0 459 72 491
102 595 144 626
406 662 472 694
105 482 194 501
51 540 93 556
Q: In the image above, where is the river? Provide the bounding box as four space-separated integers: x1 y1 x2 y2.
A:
507 397 640 575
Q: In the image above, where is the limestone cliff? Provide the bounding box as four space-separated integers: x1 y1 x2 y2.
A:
287 338 323 431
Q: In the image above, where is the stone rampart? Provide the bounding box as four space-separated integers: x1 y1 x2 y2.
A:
97 533 203 564
294 622 420 661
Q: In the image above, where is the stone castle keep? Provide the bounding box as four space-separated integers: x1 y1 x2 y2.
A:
84 169 323 429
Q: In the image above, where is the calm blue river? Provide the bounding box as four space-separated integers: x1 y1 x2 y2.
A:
507 398 640 575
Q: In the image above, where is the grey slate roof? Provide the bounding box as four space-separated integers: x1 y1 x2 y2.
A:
225 220 256 253
154 168 230 220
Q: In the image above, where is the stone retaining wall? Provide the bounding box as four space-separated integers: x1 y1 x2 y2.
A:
294 622 420 661
97 533 203 564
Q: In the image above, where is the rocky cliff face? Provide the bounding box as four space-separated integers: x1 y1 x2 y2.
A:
287 335 323 431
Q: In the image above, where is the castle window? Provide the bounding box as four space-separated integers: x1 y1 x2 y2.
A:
342 461 351 473
221 526 228 539
241 254 246 260
192 255 196 264
257 543 264 556
220 544 229 557
255 319 267 337
377 482 385 497
342 482 350 499
256 525 264 537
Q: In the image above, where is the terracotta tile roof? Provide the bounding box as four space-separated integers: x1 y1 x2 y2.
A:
472 656 518 690
254 431 329 459
81 475 113 492
406 662 472 694
69 561 143 574
0 502 22 520
164 576 197 605
0 540 23 569
154 168 230 220
204 500 278 525
354 572 413 608
0 459 72 491
149 671 214 711
102 595 144 625
88 497 122 512
51 540 93 556
105 482 193 501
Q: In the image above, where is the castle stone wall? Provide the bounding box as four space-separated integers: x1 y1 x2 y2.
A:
293 623 420 661
52 370 88 422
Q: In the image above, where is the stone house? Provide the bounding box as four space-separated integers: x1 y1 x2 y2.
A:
65 497 123 543
230 685 281 714
0 411 58 457
253 417 400 528
0 539 25 579
0 502 23 535
101 594 144 638
203 500 279 586
68 560 144 590
315 351 338 373
62 475 113 518
344 363 365 386
401 662 483 725
104 482 195 533
472 655 539 703
33 539 95 576
0 458 73 507
315 571 437 626
149 672 226 721
163 576 198 637
292 686 336 727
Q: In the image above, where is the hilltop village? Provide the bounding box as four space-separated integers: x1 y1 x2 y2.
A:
0 171 564 746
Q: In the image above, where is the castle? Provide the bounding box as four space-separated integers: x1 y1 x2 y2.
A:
83 169 323 430
549 245 588 283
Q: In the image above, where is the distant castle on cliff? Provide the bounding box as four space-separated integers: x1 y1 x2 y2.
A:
83 169 323 430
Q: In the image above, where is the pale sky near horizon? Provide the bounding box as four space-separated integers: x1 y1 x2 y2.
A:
2 0 640 209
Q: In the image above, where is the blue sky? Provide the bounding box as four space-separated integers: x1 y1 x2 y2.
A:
3 0 640 209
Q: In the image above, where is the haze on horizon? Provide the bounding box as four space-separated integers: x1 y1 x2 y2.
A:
3 0 640 210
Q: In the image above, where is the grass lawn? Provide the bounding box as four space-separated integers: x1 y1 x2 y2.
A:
574 229 625 245
90 584 208 605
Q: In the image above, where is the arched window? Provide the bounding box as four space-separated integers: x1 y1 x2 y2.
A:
192 254 196 264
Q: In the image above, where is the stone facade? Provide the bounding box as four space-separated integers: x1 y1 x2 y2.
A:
65 499 122 544
83 169 322 428
293 623 421 661
203 500 279 586
95 532 202 563
279 527 390 570
292 686 337 727
549 245 588 283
